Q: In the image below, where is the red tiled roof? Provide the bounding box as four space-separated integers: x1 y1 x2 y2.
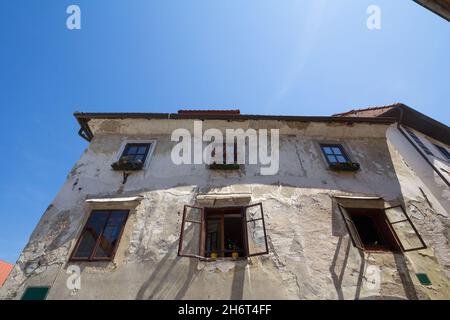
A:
332 103 403 117
0 260 13 287
178 109 240 115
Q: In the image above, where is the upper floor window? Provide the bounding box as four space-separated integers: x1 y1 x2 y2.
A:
320 144 350 165
112 142 154 171
70 210 129 261
434 144 450 161
404 127 434 156
209 141 240 170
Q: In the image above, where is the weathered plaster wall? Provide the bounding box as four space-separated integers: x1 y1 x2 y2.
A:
1 120 449 300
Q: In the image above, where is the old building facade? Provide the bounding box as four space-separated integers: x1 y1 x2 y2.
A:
1 104 449 300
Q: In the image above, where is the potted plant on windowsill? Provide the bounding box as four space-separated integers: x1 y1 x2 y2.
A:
210 251 218 260
231 245 239 260
329 162 360 172
111 156 144 171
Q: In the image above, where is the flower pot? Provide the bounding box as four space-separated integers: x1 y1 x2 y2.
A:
232 252 239 260
210 252 218 260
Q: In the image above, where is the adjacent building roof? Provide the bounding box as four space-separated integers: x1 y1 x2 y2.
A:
0 260 13 287
413 0 450 21
333 103 450 145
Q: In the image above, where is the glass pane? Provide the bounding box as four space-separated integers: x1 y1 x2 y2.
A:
336 155 347 163
246 218 266 255
185 206 202 222
332 147 342 155
74 212 109 258
327 155 337 163
94 225 122 258
180 221 201 256
108 211 128 225
346 220 363 249
205 218 221 256
126 146 138 155
137 146 148 154
385 207 406 224
134 154 145 162
391 221 425 251
245 204 262 221
323 147 333 155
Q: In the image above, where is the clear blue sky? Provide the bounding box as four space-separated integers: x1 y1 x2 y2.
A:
0 1 449 263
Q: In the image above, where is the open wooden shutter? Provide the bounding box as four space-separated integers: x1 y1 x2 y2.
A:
384 206 426 252
178 205 204 258
337 204 364 250
244 203 269 256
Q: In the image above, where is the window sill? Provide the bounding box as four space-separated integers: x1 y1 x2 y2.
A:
208 163 241 170
329 162 360 172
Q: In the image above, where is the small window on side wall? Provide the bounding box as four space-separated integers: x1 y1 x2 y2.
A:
434 144 450 161
112 143 152 171
320 144 360 172
338 205 426 252
70 210 129 261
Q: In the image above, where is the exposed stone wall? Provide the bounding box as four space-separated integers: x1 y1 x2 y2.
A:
1 120 449 300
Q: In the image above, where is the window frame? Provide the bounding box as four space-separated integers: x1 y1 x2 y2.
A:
178 203 269 260
338 204 426 253
114 139 157 170
70 209 130 262
320 144 351 165
434 144 450 161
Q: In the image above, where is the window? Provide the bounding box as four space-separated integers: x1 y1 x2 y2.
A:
71 210 129 261
21 287 50 300
404 128 434 156
434 144 450 161
121 143 151 163
178 204 268 259
320 144 350 165
338 205 426 252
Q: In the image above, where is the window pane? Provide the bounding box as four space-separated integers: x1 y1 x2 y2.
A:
391 221 425 251
327 155 338 163
73 212 109 258
180 221 201 256
134 154 145 162
185 206 202 222
332 147 342 155
126 146 138 155
246 218 266 255
94 225 121 258
323 147 333 155
205 218 221 256
384 206 406 224
336 155 347 163
93 211 128 258
21 287 49 300
137 146 148 154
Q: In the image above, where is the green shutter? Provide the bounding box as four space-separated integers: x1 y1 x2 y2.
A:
21 287 50 300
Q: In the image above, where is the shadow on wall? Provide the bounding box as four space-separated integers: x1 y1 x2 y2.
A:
135 240 198 300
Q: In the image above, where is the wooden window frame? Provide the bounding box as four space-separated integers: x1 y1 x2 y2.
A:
320 144 351 165
70 210 130 262
338 204 426 253
178 203 269 260
211 141 238 165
